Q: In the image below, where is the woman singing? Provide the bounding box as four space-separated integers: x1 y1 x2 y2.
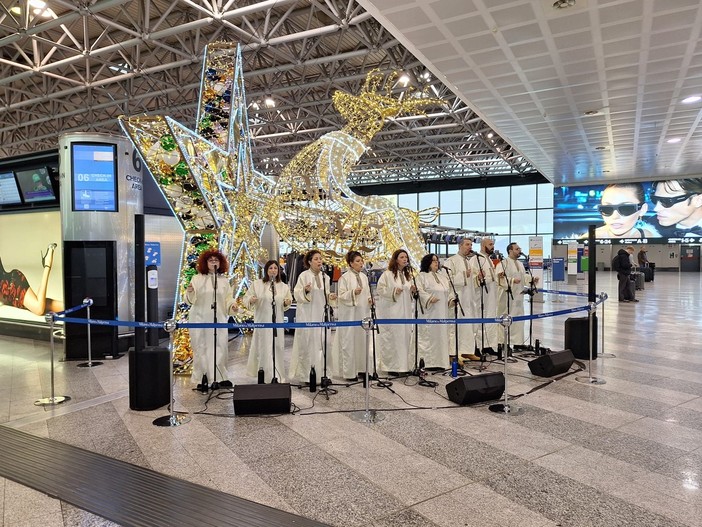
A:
376 248 416 374
185 249 238 388
242 260 292 383
416 253 453 369
289 250 337 384
332 251 371 381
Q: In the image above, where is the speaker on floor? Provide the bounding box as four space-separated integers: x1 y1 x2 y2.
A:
528 350 575 377
564 315 598 360
446 372 505 405
233 383 292 415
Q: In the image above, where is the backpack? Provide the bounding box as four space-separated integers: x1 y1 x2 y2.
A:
612 255 621 272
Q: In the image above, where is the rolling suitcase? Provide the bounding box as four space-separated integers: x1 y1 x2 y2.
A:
632 271 644 290
641 266 653 282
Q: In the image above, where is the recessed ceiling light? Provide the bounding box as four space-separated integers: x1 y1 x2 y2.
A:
595 146 607 150
583 110 600 116
553 0 576 8
682 96 701 104
667 138 682 144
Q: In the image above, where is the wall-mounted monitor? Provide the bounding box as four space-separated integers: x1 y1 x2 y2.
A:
71 142 118 212
14 167 56 203
0 172 23 205
553 178 702 245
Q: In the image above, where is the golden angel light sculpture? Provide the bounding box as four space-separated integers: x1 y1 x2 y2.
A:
119 43 271 364
267 70 444 267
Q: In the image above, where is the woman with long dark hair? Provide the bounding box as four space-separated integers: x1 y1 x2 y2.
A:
185 249 238 388
242 260 292 383
331 250 371 380
416 253 453 369
375 248 416 374
289 249 337 383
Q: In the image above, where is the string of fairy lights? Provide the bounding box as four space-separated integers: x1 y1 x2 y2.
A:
120 43 445 367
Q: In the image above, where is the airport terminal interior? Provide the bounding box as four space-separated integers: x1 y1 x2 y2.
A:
2 1 702 526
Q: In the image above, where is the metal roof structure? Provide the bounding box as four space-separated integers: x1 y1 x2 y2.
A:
0 0 537 187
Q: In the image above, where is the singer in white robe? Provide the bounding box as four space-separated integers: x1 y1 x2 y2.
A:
443 238 478 357
416 254 453 369
375 249 415 373
289 250 337 383
332 251 371 379
242 260 292 383
185 250 238 386
497 242 537 346
470 238 500 353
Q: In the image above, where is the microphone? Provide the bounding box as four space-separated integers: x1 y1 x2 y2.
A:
441 265 452 273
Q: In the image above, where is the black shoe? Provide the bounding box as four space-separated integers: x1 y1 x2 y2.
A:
219 380 233 388
482 347 498 356
388 371 400 377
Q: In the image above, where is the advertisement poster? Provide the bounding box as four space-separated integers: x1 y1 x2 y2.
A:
0 211 64 323
553 178 702 245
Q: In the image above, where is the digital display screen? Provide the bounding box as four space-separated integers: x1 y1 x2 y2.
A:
71 142 118 212
553 178 702 245
0 172 22 205
14 167 56 203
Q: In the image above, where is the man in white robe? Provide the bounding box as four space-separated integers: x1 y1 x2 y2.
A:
443 237 478 361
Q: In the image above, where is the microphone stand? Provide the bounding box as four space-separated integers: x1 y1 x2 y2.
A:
368 288 392 388
408 265 432 386
497 257 517 364
518 264 538 353
270 280 278 383
440 266 467 377
210 268 220 391
474 253 492 362
319 271 337 398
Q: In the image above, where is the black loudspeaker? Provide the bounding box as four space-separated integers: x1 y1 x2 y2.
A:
446 372 505 405
528 350 575 377
128 346 170 411
564 315 598 360
233 384 292 415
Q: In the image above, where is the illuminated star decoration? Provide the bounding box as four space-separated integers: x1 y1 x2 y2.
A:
267 70 444 267
119 43 271 366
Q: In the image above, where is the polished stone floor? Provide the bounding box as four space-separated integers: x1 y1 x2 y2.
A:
1 272 701 527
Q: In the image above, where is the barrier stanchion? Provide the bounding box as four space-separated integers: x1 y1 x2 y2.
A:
35 312 71 406
77 298 102 368
598 292 615 358
576 302 606 385
350 317 384 424
489 314 523 415
154 319 191 427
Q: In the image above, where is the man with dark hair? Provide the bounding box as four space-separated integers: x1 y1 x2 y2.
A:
612 247 638 303
653 178 702 236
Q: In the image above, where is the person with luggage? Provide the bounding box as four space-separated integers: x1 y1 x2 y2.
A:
637 247 654 282
612 247 638 303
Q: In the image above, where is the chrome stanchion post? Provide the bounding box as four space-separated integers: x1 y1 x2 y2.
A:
576 302 606 385
35 312 71 406
77 298 102 368
489 315 523 415
350 318 384 424
598 292 615 358
154 319 191 427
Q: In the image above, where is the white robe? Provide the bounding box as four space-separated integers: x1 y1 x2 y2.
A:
289 269 334 383
185 272 236 384
497 258 533 346
242 279 292 383
416 271 452 369
443 253 477 355
470 252 499 351
375 269 414 372
331 270 371 379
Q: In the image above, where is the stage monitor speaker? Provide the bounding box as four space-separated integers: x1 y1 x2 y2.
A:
233 383 292 415
128 346 170 411
446 372 505 405
564 315 598 360
528 350 575 377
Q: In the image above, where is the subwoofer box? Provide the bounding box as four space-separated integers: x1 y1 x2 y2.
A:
233 383 291 415
564 315 598 360
528 350 575 377
446 372 505 405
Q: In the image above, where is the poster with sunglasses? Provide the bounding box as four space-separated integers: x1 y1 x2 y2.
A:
553 178 702 244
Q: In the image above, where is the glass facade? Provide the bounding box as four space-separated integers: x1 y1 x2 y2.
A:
395 183 554 257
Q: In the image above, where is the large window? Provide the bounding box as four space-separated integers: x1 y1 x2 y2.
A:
394 182 554 257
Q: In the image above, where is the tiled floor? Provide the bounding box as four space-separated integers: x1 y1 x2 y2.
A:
1 272 701 527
